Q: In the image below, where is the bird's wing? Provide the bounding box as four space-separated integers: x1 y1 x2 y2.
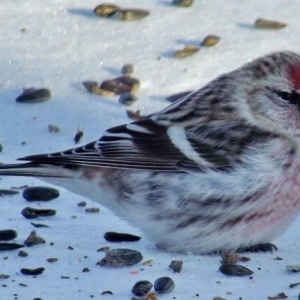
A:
19 116 274 173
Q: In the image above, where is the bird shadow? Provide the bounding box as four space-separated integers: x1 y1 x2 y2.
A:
236 22 256 30
67 8 98 19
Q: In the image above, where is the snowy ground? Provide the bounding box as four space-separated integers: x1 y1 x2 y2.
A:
0 0 300 299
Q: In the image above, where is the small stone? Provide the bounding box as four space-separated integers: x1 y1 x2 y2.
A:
22 186 60 202
154 277 175 294
85 207 100 213
201 35 220 47
77 201 87 207
132 280 153 297
0 230 17 241
18 250 28 257
48 124 60 133
118 9 150 21
104 232 141 242
0 189 19 196
74 128 84 144
100 76 140 95
121 64 134 75
0 243 24 251
24 231 45 247
47 258 58 263
94 4 121 17
169 260 183 273
20 267 45 276
219 264 254 276
97 248 143 267
21 207 56 219
172 0 194 7
174 45 200 58
287 265 300 273
254 18 287 29
119 92 137 106
16 88 51 103
166 91 193 103
126 110 142 121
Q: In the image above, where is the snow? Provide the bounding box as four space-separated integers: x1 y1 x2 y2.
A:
0 0 300 299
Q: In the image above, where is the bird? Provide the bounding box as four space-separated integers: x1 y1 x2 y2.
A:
1 51 300 254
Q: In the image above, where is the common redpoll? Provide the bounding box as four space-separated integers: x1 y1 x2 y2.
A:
1 51 300 254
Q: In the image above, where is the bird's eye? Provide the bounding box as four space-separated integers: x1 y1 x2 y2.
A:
275 91 292 101
274 90 300 105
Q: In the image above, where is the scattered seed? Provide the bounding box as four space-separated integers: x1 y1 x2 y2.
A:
213 297 226 300
85 207 100 213
166 91 193 103
94 4 121 17
97 248 143 267
219 264 254 276
200 35 220 47
77 201 87 207
20 267 45 276
0 243 24 251
142 259 154 266
101 291 113 295
121 63 134 75
100 76 140 95
24 231 45 247
267 292 288 300
132 280 153 297
289 282 300 288
47 258 58 263
287 265 300 273
22 186 60 202
74 128 84 144
30 222 49 228
82 81 114 96
16 88 51 103
48 124 60 133
172 0 194 7
126 109 142 120
82 267 90 272
154 277 175 294
118 9 150 21
0 189 19 196
174 45 200 58
18 250 28 257
97 246 110 252
21 207 56 219
254 18 287 29
169 260 183 273
0 274 9 279
104 232 141 242
119 92 137 106
221 251 246 265
0 230 17 241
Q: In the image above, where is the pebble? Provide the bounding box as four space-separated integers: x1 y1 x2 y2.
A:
48 124 60 133
200 35 220 47
131 280 153 297
174 45 200 58
154 277 175 294
24 231 45 247
219 264 254 276
172 0 194 7
94 3 121 17
287 265 300 273
166 91 193 103
100 76 140 95
118 9 150 21
22 186 60 202
0 189 19 196
20 267 45 276
16 88 51 103
21 207 56 219
97 248 143 267
119 92 137 106
169 260 183 273
121 63 134 75
0 243 24 251
254 18 287 29
104 232 141 242
0 230 17 241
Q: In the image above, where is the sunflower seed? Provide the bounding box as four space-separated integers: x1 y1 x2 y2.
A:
118 9 150 21
174 45 200 58
172 0 194 7
254 18 287 29
0 230 17 241
100 76 140 95
0 189 19 196
154 277 175 294
104 232 141 242
21 207 56 219
132 280 153 297
94 4 121 17
24 231 45 247
20 267 45 276
169 260 183 273
200 35 220 47
22 186 60 202
16 88 51 103
0 243 24 251
219 264 254 276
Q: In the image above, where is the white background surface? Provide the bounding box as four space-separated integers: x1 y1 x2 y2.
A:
0 1 300 299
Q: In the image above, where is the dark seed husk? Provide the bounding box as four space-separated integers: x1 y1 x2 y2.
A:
154 277 175 294
0 243 24 251
22 186 60 202
118 92 137 106
18 250 28 257
174 45 200 58
21 207 56 219
24 231 45 247
94 4 121 17
85 207 100 213
169 260 183 273
132 280 153 296
219 264 254 276
0 230 17 241
166 91 193 103
173 0 194 7
97 248 143 267
0 189 19 196
118 9 150 21
100 76 140 95
30 222 49 228
200 35 220 47
104 232 141 242
254 18 287 29
16 88 51 103
20 267 45 276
